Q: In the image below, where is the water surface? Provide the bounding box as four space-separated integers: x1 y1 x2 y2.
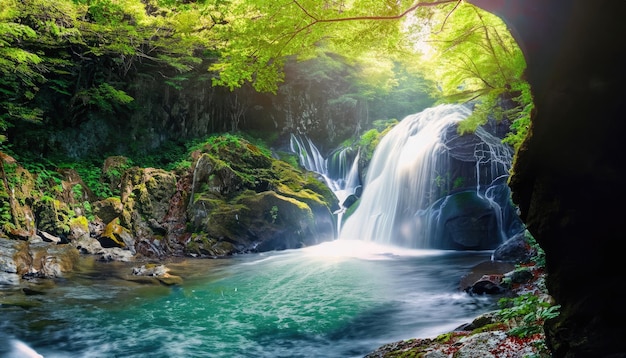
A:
0 241 497 358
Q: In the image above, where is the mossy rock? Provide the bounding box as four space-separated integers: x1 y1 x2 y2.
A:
118 167 178 251
190 153 247 199
199 135 274 173
93 197 123 224
69 216 89 232
187 194 248 245
99 220 134 249
120 167 177 220
32 197 71 236
187 189 326 254
184 233 236 257
185 135 337 254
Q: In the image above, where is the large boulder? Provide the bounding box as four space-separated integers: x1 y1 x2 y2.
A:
186 136 336 256
188 190 329 255
32 198 72 238
118 167 179 258
432 190 503 250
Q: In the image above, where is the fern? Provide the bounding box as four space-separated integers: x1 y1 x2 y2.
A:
497 291 560 338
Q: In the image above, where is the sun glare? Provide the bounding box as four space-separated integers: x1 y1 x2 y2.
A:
302 239 444 260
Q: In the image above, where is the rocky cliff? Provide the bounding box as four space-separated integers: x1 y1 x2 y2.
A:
471 1 626 356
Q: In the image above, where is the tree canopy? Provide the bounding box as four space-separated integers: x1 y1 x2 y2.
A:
0 0 224 138
0 0 532 151
210 0 531 148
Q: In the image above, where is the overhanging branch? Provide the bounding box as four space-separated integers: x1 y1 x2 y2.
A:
276 0 461 56
293 0 460 23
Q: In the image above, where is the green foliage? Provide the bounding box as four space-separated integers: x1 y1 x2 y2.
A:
102 162 132 185
525 230 546 268
0 7 45 134
59 161 113 198
356 119 397 162
357 129 381 163
413 2 532 150
269 205 278 223
501 83 533 151
0 0 226 141
497 293 561 338
19 161 63 196
0 193 13 228
82 200 94 221
73 83 134 113
72 184 84 201
210 0 434 93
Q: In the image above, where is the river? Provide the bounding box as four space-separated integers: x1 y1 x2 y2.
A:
0 240 497 358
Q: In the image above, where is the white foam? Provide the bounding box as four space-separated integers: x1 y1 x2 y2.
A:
7 339 43 358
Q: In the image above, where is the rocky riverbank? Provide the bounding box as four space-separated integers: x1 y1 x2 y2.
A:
366 232 554 358
0 135 338 273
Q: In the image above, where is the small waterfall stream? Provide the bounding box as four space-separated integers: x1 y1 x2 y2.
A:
290 134 361 234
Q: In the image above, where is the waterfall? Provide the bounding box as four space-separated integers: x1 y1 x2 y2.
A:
289 135 327 175
338 104 523 250
289 134 361 234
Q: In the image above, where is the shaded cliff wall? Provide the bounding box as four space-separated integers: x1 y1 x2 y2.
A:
471 1 626 357
10 56 433 160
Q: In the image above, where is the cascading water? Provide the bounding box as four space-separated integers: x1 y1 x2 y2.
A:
338 104 523 249
289 134 361 234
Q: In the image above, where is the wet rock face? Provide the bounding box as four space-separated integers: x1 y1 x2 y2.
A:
433 190 515 250
0 238 79 285
471 1 626 356
0 238 21 285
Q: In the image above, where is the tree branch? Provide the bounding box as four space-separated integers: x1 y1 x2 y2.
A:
299 0 461 23
275 0 461 57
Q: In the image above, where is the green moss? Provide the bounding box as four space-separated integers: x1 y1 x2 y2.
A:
434 332 455 344
471 322 508 334
357 119 398 162
69 215 89 231
136 184 151 207
275 152 300 168
101 220 126 247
